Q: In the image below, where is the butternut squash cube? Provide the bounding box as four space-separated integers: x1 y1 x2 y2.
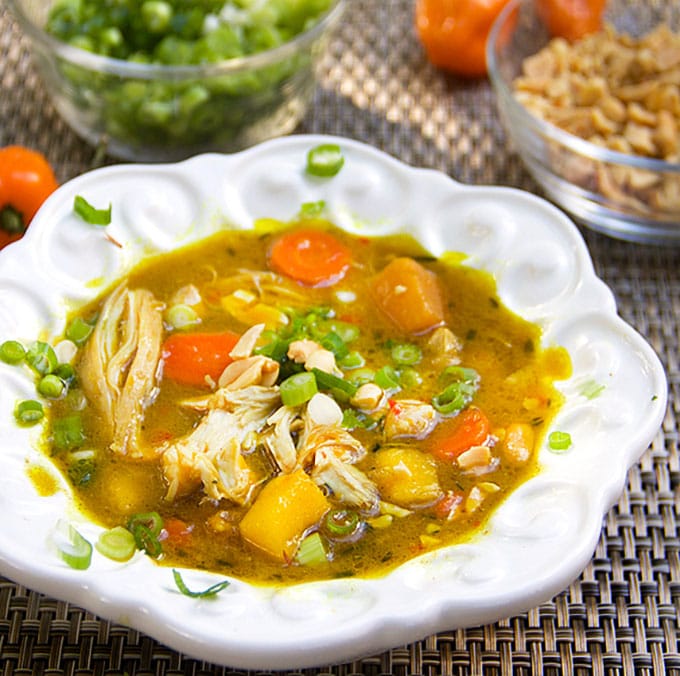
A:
370 257 445 334
369 446 441 507
239 469 330 561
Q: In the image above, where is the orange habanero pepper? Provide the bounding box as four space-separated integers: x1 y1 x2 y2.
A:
415 0 514 78
0 146 58 249
536 0 607 42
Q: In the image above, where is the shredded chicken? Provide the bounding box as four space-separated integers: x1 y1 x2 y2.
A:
383 399 438 440
78 284 164 458
260 405 301 473
311 447 380 512
218 354 279 389
160 385 280 503
297 420 366 470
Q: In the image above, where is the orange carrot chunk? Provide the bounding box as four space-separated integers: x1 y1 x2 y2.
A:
268 227 351 287
371 257 445 334
430 407 491 461
161 331 241 387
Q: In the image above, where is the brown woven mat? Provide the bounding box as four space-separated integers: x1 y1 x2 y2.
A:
1 1 678 674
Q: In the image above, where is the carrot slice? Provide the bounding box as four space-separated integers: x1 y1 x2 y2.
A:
161 331 241 387
268 228 351 287
430 407 490 461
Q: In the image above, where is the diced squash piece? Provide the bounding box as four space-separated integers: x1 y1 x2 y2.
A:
369 446 441 507
239 469 330 561
370 257 445 334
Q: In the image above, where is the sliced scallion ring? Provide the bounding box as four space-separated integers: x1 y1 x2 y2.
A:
96 526 137 562
53 519 92 570
0 340 26 364
306 144 345 177
323 509 360 538
14 399 44 426
280 371 318 407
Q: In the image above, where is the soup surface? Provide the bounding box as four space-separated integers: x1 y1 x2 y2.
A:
45 219 570 585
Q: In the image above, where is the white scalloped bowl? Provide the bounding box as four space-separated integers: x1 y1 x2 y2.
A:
0 135 667 670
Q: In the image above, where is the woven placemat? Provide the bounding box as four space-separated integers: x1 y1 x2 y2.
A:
1 1 678 674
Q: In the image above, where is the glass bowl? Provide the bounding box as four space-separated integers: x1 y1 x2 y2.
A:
487 0 680 244
6 0 344 162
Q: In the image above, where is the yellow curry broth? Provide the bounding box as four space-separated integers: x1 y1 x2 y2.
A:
49 222 570 584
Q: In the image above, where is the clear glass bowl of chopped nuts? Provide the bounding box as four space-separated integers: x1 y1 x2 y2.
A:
487 0 680 244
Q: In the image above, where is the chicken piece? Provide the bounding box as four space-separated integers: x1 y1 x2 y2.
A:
383 399 438 440
297 420 366 470
160 385 280 502
78 284 164 458
260 405 301 473
311 447 380 512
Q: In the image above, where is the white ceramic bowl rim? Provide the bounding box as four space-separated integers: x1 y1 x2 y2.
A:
0 135 667 670
487 0 680 175
6 0 344 79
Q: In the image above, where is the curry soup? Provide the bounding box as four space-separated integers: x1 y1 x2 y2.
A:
45 219 570 584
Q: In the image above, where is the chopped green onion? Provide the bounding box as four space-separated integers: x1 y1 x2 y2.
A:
323 509 360 538
74 195 112 226
432 366 480 415
65 317 94 346
342 408 375 430
66 449 96 486
128 511 163 537
25 341 58 375
54 520 92 570
52 414 85 452
37 374 66 399
165 304 201 330
374 365 401 391
53 363 76 386
172 569 230 598
580 380 605 400
0 340 26 364
306 144 345 178
320 331 349 360
299 200 326 218
280 371 318 407
339 351 365 369
548 430 572 452
349 367 375 387
399 367 423 388
96 526 137 562
295 532 328 566
322 320 359 343
312 368 358 397
14 399 44 426
390 342 422 366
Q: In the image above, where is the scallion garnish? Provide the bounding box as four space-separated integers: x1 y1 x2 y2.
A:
52 414 85 452
280 371 318 407
0 340 26 364
74 195 112 226
390 342 422 366
311 368 358 398
306 144 344 178
172 569 230 598
127 511 164 558
25 341 58 375
65 317 94 346
37 373 66 399
14 399 44 426
374 365 401 391
323 509 360 538
96 526 137 562
432 366 480 415
298 200 326 218
548 430 572 452
53 519 92 570
294 532 328 566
